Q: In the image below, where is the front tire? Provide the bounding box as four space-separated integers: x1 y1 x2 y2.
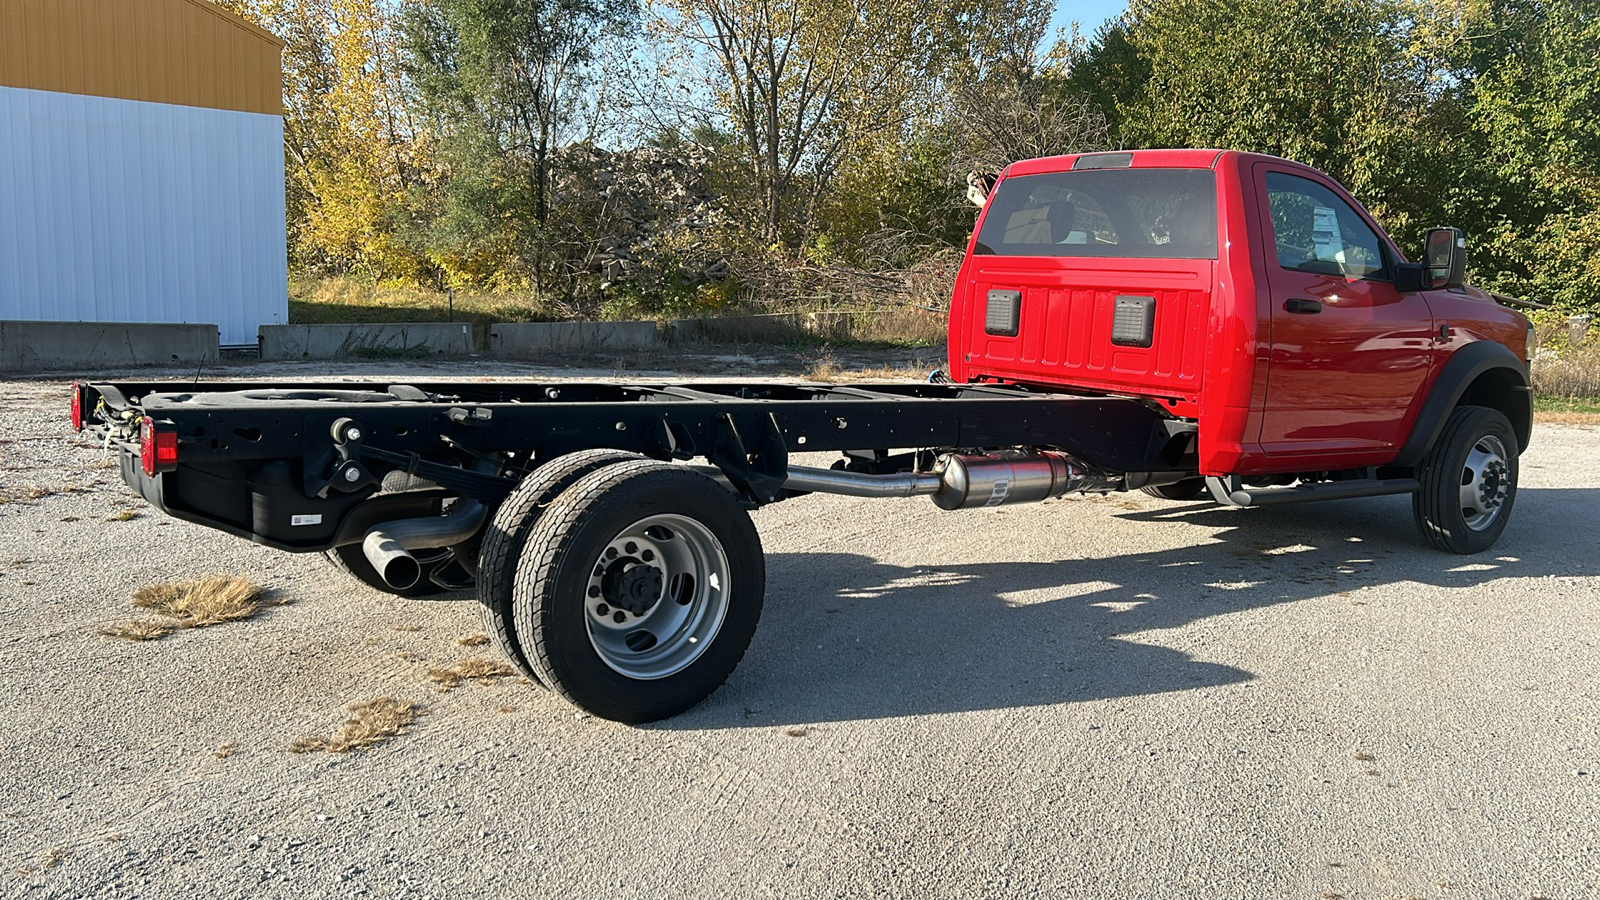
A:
513 460 765 723
1412 405 1519 554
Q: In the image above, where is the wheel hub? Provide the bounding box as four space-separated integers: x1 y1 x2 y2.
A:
601 559 664 616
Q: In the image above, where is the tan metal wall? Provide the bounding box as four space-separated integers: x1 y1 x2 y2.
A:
0 0 283 115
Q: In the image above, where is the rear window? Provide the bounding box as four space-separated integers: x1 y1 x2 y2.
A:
974 168 1218 259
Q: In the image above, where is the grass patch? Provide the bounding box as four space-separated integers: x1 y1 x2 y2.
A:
133 575 276 626
426 658 518 690
213 742 236 759
106 511 140 522
1534 393 1600 419
456 633 490 647
289 697 421 754
101 575 287 641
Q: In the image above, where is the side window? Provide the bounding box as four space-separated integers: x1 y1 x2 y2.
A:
1264 172 1387 279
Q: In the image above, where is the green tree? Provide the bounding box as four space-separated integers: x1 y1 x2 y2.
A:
400 0 635 290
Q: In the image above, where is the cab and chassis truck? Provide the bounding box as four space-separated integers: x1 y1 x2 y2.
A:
75 150 1536 722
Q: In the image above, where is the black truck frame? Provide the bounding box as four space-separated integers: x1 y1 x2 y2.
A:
79 377 1201 721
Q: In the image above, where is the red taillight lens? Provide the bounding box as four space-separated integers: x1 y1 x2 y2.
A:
139 416 178 476
70 382 84 431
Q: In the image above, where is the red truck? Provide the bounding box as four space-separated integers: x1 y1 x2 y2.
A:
75 148 1534 722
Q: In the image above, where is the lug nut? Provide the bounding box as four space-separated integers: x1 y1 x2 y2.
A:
641 550 654 562
625 541 637 554
613 611 627 624
596 604 609 616
605 547 618 559
588 585 600 598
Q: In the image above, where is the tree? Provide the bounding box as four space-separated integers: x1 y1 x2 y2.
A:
400 0 635 290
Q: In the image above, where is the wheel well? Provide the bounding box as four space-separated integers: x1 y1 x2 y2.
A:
1457 368 1532 453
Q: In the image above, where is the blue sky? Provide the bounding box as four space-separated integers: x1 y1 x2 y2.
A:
1049 0 1128 38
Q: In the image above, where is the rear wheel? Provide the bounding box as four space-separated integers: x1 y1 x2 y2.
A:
1140 477 1207 501
1412 405 1519 554
477 449 644 680
513 460 764 723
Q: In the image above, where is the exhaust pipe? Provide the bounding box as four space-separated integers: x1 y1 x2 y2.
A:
362 498 487 591
770 451 1141 510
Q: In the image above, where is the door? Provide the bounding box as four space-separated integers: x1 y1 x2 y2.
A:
1256 167 1435 460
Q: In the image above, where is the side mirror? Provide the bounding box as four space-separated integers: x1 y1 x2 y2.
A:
1423 227 1466 290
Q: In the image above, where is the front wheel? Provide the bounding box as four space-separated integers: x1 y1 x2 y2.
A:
513 460 764 723
1412 405 1519 554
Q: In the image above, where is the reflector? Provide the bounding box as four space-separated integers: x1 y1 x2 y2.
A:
70 383 84 431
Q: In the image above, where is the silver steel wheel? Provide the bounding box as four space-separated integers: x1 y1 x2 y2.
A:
1459 434 1511 532
584 513 730 680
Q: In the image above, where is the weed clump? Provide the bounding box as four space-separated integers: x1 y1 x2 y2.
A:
289 697 421 754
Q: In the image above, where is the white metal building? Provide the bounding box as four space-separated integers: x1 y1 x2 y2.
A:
0 0 288 346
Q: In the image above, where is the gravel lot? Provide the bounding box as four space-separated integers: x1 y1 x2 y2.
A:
2 356 1597 899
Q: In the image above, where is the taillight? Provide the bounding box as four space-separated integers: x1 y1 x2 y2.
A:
70 382 84 431
139 417 178 476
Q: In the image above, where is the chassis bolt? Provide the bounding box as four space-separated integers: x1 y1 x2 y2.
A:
343 467 360 482
345 427 362 442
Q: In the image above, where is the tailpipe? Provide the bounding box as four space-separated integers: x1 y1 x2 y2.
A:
361 498 487 591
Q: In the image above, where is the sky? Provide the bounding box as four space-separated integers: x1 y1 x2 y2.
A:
1049 0 1129 38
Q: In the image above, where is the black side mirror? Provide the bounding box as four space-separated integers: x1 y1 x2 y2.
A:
1423 227 1466 289
1394 262 1427 293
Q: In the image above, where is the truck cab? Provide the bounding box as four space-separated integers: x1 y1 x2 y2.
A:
948 148 1531 489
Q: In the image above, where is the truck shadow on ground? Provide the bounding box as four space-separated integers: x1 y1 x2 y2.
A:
661 486 1598 729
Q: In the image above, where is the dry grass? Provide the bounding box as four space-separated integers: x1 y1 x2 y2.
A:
289 697 421 754
212 742 236 759
99 620 173 642
456 633 490 647
133 575 273 626
101 575 287 641
392 624 424 633
805 358 841 382
426 658 518 690
106 510 140 522
784 726 810 738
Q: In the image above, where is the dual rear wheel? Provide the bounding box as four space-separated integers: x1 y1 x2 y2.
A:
479 453 765 723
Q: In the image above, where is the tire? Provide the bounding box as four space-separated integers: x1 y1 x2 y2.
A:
1412 405 1519 554
476 449 644 681
324 542 474 599
513 460 764 724
1140 477 1207 501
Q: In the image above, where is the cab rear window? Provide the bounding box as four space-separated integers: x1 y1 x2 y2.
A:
974 168 1218 260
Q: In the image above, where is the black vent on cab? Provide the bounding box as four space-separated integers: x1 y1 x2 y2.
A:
985 289 1021 337
1111 295 1156 347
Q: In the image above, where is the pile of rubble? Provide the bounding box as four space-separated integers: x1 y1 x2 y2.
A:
553 144 734 288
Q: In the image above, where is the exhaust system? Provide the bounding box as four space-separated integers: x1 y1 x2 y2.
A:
361 498 487 592
779 450 1180 510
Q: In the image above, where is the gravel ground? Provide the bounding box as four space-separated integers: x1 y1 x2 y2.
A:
1 356 1597 899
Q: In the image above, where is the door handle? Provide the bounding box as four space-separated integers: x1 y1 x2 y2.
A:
1284 298 1322 314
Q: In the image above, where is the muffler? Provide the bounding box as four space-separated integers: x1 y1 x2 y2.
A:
775 450 1137 510
362 498 486 591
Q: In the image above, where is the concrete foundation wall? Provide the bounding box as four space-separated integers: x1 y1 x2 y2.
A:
259 323 474 361
0 321 219 372
489 321 660 357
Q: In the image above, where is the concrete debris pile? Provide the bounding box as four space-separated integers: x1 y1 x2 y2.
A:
554 144 733 289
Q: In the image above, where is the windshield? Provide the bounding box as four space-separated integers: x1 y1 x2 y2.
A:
974 168 1218 260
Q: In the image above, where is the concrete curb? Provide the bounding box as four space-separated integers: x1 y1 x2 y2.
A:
259 323 474 361
488 321 660 357
0 321 219 372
